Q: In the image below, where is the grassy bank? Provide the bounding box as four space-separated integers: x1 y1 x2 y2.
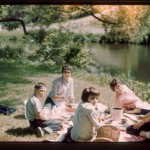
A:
0 59 115 142
0 59 149 142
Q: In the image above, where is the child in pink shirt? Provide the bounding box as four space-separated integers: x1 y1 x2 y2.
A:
110 79 150 115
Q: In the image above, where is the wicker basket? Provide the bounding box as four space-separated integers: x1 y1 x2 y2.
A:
96 125 120 142
91 137 113 142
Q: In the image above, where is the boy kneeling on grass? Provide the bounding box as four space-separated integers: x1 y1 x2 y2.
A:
25 83 66 137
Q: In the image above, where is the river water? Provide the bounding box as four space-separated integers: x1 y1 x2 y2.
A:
83 43 150 83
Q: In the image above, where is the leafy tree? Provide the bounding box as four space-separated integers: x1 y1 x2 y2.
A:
133 6 150 44
1 5 150 44
98 5 150 44
0 5 65 34
66 5 150 44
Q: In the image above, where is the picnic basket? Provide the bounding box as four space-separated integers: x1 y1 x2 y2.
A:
96 125 120 142
91 137 113 142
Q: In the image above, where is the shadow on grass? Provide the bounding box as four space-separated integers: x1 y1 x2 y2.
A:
14 114 26 120
6 127 34 137
0 60 32 85
0 59 60 86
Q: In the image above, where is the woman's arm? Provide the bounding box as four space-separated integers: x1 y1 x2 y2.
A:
88 111 104 130
141 112 150 120
133 112 150 130
51 95 66 101
68 78 75 103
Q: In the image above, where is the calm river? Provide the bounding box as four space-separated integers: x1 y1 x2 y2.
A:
83 43 150 83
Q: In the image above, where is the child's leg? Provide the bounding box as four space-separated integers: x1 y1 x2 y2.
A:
126 125 140 136
139 109 150 115
29 125 37 133
44 97 56 109
129 108 150 115
126 122 150 136
29 119 44 137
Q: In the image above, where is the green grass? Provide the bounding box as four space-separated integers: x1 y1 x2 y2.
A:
0 59 115 142
0 59 150 142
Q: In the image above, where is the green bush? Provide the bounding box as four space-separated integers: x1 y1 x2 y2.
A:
64 43 91 69
28 29 47 43
99 30 129 44
2 22 21 31
0 46 23 59
37 29 91 68
37 30 69 64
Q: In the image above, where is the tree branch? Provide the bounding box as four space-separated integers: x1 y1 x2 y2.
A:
0 18 27 34
78 6 120 25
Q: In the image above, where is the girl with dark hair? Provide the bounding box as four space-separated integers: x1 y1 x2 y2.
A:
110 79 150 115
44 64 75 113
68 87 104 142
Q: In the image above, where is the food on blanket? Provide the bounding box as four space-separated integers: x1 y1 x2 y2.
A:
66 104 72 108
66 103 76 108
121 118 127 124
98 116 102 122
65 103 76 113
103 116 113 124
104 108 110 114
65 106 76 113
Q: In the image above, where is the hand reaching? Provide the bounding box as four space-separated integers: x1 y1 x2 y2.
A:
133 121 145 130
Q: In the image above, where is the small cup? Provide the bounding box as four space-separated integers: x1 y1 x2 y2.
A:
121 118 127 124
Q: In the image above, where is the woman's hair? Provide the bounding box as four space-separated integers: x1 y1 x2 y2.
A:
62 64 73 73
34 82 46 90
81 87 100 102
109 79 119 91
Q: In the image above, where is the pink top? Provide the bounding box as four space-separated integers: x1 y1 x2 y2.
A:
115 84 140 109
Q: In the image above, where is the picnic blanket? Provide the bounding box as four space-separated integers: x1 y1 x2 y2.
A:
49 102 147 142
119 130 146 142
98 111 146 142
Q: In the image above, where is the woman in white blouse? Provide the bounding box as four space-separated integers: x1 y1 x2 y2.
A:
44 64 75 112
